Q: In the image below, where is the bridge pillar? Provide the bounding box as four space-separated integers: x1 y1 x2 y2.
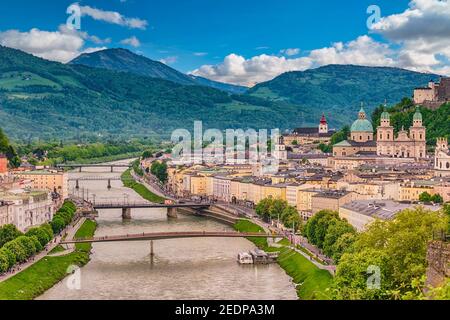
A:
167 207 178 219
75 180 80 190
150 240 154 256
122 208 132 220
107 179 112 190
79 167 82 173
111 166 114 173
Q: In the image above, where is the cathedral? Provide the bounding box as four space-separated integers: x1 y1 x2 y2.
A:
435 138 450 177
333 106 427 160
376 108 427 159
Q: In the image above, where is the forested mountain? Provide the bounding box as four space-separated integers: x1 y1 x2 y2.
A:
249 65 440 125
0 46 311 141
70 48 248 93
70 48 195 85
0 46 445 142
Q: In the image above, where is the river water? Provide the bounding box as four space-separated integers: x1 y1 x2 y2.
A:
38 161 297 300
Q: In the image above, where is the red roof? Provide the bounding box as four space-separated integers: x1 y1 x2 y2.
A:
320 113 327 125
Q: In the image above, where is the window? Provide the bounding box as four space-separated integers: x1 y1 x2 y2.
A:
447 162 450 169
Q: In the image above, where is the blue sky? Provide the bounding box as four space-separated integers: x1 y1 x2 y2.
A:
0 0 448 85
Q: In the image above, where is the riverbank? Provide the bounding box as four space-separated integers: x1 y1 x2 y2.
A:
233 219 333 300
0 220 97 300
121 169 166 204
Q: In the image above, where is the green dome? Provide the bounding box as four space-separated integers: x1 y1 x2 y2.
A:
381 111 390 120
351 119 374 132
413 108 422 121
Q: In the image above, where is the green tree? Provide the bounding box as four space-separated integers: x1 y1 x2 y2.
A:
323 219 356 259
419 192 432 203
255 198 274 221
430 194 443 204
281 205 302 231
0 224 22 247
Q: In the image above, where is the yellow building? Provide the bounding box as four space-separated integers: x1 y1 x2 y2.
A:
399 181 437 202
14 170 68 199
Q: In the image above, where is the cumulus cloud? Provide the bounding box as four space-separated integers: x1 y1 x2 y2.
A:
371 0 450 72
79 5 148 30
0 25 105 63
120 36 141 47
191 36 394 86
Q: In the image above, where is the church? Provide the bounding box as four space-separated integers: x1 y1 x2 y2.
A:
435 138 450 177
376 108 427 159
333 106 427 160
283 114 336 146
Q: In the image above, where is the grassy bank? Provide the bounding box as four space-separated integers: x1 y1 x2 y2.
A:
233 219 333 300
121 169 165 204
0 219 97 300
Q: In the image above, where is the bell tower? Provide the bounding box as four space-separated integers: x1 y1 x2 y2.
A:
319 113 328 134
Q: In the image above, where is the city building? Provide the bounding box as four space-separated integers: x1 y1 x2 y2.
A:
311 190 355 215
14 170 68 199
283 114 336 146
435 138 450 177
399 180 438 202
376 108 427 159
0 190 55 231
340 200 442 232
0 154 8 175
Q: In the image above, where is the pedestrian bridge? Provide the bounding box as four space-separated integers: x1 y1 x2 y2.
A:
61 231 280 244
92 202 210 210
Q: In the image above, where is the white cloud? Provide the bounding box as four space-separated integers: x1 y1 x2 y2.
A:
160 56 178 65
191 36 394 86
193 52 208 56
0 25 105 63
120 36 141 47
280 48 300 56
371 0 450 72
79 5 148 30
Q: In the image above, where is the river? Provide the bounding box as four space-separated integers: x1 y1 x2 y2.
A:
38 161 297 300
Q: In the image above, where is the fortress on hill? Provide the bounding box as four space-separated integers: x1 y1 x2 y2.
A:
414 77 450 109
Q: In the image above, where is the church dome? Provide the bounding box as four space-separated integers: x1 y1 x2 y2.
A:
413 108 423 121
381 111 390 120
351 106 374 133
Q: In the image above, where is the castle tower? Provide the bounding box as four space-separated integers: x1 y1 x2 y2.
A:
319 113 328 134
436 137 448 151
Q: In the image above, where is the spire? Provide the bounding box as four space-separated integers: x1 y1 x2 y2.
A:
358 103 367 120
320 113 327 124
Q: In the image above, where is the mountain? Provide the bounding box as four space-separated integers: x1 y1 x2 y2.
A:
188 75 248 94
249 64 440 125
69 48 195 85
70 48 248 94
0 46 308 141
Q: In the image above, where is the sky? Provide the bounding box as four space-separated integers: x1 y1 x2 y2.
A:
0 0 448 86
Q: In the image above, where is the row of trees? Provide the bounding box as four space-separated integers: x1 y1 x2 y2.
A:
0 201 77 274
50 201 77 235
0 224 53 274
151 161 168 183
255 198 302 231
303 210 356 263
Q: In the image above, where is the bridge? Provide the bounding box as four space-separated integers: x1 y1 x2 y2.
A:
91 201 210 219
69 176 134 190
61 231 280 244
57 163 132 172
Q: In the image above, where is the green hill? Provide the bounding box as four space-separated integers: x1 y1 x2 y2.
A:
249 65 440 126
0 46 312 141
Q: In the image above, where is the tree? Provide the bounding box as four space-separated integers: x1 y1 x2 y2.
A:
0 224 22 247
430 194 443 204
281 205 302 231
26 227 51 246
0 247 16 269
142 150 154 159
419 192 432 203
151 161 168 183
334 207 448 299
255 198 274 221
323 220 356 258
304 210 339 247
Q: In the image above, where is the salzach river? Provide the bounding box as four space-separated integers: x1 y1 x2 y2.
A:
38 161 297 300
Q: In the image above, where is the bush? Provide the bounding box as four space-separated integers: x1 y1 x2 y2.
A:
0 251 9 273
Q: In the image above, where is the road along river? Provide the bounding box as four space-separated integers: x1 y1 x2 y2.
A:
38 161 297 300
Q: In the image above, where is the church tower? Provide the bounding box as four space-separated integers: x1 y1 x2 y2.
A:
319 113 328 134
273 135 288 161
409 108 427 158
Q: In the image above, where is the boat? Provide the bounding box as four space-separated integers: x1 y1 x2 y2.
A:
237 252 253 264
